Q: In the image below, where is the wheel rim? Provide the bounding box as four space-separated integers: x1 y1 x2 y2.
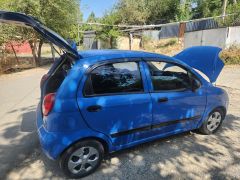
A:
68 146 99 174
207 111 222 132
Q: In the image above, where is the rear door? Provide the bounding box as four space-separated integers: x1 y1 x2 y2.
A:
77 60 152 145
144 60 206 136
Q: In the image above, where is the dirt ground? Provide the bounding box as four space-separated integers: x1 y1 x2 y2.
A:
0 65 240 180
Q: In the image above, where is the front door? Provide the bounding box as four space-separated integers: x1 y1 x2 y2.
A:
145 60 206 136
78 60 152 145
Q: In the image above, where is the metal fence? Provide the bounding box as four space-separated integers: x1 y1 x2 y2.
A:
142 18 220 40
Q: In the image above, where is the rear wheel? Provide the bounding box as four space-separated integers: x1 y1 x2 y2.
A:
60 140 104 178
199 108 224 134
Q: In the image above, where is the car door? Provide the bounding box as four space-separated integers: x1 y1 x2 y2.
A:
144 60 207 136
77 60 152 145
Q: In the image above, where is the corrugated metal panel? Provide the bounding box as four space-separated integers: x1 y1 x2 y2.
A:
83 31 98 49
159 24 179 38
185 19 218 32
143 24 179 40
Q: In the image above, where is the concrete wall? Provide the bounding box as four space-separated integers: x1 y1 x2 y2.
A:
184 28 228 49
116 36 141 50
226 26 240 48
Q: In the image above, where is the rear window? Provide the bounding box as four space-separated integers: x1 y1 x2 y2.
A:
84 61 143 96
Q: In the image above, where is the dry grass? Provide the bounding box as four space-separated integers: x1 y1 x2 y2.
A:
142 38 184 56
220 45 240 65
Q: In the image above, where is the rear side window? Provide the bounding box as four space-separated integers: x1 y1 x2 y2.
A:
147 61 191 91
84 61 143 96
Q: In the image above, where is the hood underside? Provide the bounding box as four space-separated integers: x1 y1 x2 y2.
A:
174 46 224 83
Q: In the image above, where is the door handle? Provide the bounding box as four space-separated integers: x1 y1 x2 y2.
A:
158 97 168 103
87 105 102 112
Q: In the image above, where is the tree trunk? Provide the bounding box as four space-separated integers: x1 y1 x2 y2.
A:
233 0 237 4
37 40 43 66
29 40 39 67
10 43 19 65
110 37 113 49
50 43 55 62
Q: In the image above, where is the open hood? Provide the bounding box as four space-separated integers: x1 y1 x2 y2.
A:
174 46 224 83
0 11 79 59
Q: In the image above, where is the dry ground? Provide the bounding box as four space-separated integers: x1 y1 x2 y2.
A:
0 65 239 180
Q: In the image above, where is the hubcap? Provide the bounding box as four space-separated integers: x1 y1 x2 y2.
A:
207 112 222 132
68 146 99 174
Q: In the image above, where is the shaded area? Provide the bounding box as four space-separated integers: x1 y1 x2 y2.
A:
0 108 39 179
5 113 240 179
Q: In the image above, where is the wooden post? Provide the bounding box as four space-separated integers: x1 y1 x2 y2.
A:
222 0 228 21
178 22 186 41
129 33 133 50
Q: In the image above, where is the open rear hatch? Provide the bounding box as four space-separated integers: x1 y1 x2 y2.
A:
174 46 224 83
0 11 79 97
0 11 79 59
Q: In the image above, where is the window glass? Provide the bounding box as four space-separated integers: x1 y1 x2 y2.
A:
147 61 191 91
84 62 143 96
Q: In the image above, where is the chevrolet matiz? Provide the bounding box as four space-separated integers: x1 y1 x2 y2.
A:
0 11 229 178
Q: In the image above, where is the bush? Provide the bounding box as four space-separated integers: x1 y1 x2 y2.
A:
220 45 240 65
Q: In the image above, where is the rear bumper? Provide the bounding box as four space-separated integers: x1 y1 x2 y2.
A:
37 104 56 159
36 104 68 160
36 103 113 160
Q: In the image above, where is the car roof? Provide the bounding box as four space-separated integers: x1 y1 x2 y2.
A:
78 49 171 60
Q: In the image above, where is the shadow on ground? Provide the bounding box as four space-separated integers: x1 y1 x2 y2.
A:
0 107 39 179
24 113 240 179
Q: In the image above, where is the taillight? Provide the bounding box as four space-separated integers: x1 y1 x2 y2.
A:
42 93 55 116
40 74 49 88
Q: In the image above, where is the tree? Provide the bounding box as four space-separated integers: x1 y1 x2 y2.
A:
99 11 122 48
115 0 149 25
112 0 185 25
193 0 239 18
0 0 81 66
176 0 192 21
87 12 97 23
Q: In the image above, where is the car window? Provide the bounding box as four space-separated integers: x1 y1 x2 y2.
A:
84 61 143 96
147 61 191 91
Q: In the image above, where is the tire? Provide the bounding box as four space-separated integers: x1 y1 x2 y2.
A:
199 108 224 135
60 140 104 179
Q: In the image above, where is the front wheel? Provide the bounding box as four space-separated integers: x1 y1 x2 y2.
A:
60 140 104 179
199 108 224 135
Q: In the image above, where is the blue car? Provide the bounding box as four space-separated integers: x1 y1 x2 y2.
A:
0 11 229 178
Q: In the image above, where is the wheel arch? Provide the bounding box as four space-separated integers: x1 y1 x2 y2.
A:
59 136 110 159
197 105 227 128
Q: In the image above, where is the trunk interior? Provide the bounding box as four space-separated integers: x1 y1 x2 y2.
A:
42 54 75 97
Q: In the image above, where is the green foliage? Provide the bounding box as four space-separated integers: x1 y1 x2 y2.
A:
194 0 223 18
115 0 149 25
114 0 184 24
193 0 240 20
146 0 182 23
0 0 81 66
0 0 81 41
176 0 192 21
220 2 240 26
98 11 122 40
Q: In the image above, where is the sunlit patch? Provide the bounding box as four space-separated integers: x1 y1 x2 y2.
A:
68 80 77 91
62 137 70 145
54 100 62 111
83 64 89 68
110 157 120 165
